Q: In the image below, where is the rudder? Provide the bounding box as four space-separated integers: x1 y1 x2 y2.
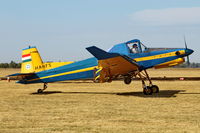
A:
21 46 43 73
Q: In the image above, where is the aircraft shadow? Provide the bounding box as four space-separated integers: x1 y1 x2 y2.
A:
31 91 63 95
31 90 185 98
56 81 93 84
179 92 200 95
116 90 185 98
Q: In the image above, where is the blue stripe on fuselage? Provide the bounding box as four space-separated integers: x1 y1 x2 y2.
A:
20 70 95 84
18 57 98 84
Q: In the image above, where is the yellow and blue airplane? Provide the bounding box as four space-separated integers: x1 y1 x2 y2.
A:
9 39 194 95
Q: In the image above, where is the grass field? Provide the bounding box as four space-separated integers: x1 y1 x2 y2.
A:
0 68 200 133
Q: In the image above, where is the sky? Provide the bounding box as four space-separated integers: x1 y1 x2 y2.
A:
0 0 200 63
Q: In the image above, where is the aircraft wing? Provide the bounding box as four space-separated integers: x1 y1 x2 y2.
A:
86 46 139 78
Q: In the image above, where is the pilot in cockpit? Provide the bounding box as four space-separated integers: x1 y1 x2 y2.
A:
131 43 139 53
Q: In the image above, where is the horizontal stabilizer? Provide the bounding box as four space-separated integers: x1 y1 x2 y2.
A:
8 73 35 77
86 46 120 60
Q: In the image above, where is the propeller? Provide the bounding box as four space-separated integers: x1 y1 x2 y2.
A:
184 36 190 66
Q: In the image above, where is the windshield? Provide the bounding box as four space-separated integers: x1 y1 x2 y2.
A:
140 42 148 52
127 42 147 53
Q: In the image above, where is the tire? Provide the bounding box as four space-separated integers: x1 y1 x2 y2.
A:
151 85 159 93
143 86 153 95
37 89 43 93
124 76 132 84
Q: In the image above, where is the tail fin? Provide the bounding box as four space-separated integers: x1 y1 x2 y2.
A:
21 46 43 73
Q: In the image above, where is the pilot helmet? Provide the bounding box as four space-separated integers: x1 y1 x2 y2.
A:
133 44 138 47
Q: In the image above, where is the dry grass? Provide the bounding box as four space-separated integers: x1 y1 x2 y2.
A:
148 68 200 77
0 68 200 133
0 68 20 77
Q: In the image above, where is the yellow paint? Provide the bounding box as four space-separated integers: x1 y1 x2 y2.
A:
34 62 74 72
21 47 43 73
154 58 185 69
134 50 185 62
95 67 103 74
95 75 100 80
98 56 138 82
21 47 74 73
178 50 185 55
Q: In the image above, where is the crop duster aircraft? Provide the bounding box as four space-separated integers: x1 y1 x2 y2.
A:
8 39 194 95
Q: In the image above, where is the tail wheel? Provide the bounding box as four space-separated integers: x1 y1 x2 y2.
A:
37 83 48 93
143 86 153 95
124 76 132 84
151 85 159 93
37 89 43 93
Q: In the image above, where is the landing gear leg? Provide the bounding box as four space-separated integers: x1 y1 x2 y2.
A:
37 83 48 93
137 69 159 95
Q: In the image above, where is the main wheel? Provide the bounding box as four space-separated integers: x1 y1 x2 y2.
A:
124 76 132 84
37 89 43 93
151 85 159 93
143 86 153 95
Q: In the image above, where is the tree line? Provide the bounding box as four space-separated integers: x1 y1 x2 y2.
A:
0 61 21 68
0 61 199 68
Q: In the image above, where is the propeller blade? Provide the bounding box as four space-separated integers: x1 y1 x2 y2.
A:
187 56 190 66
183 36 190 66
184 36 188 49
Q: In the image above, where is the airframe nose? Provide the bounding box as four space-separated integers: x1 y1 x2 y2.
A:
185 49 194 56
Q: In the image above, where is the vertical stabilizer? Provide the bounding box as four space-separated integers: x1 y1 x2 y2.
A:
21 46 43 73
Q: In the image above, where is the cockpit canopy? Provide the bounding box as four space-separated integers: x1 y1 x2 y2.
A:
108 39 187 56
108 39 147 55
126 39 147 54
